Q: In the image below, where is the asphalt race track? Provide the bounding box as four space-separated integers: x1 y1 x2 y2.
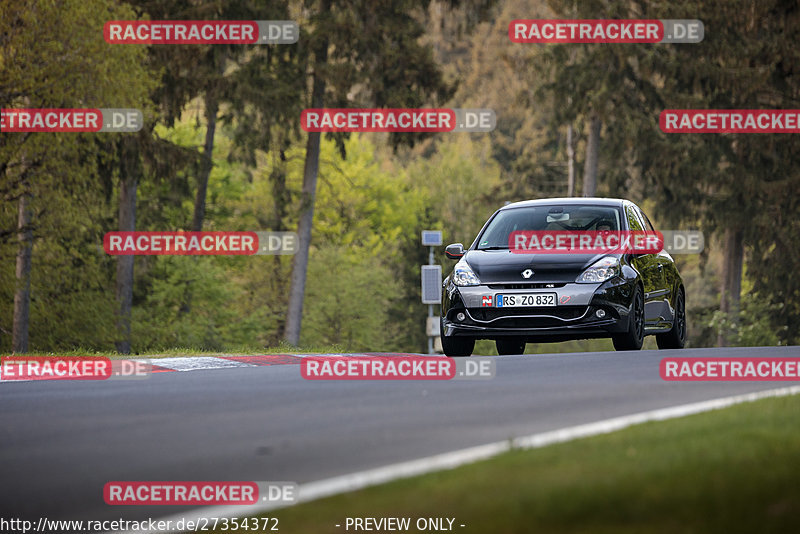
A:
2 346 799 525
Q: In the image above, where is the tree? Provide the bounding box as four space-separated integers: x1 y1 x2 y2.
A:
0 0 154 352
582 113 600 197
528 0 800 346
638 0 800 345
125 1 297 233
284 0 468 346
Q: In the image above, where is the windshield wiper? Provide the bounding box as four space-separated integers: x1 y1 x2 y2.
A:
479 246 509 250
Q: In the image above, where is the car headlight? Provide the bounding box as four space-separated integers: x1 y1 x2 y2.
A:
453 258 481 286
576 256 620 283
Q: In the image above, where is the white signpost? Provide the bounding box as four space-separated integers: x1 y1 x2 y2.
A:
420 231 443 354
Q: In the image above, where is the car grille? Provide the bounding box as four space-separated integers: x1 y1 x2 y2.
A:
467 306 588 324
486 283 567 290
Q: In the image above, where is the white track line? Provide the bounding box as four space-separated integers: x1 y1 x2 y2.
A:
128 385 800 534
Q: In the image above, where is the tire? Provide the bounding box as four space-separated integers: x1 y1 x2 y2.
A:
496 337 526 355
613 284 644 351
657 288 687 349
441 317 474 357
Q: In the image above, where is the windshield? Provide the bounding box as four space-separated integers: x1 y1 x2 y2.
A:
476 205 623 250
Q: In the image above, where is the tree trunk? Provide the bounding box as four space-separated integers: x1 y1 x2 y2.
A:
284 32 329 347
115 138 139 354
582 114 601 197
271 150 289 233
12 187 33 353
192 92 218 232
566 124 575 196
717 227 744 347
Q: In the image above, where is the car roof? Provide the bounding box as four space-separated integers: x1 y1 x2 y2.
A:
499 197 628 210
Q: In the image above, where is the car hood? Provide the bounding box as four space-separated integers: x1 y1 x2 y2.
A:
463 250 615 284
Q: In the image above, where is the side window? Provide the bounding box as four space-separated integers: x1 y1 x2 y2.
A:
636 207 656 232
625 206 644 231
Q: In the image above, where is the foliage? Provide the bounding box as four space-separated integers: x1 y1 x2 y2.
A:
0 0 155 352
709 293 786 348
2 0 799 352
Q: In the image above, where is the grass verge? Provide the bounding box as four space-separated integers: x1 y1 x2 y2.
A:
248 394 800 534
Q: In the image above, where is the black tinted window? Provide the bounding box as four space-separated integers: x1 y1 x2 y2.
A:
478 205 622 249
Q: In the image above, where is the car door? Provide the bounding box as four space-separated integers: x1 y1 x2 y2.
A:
625 204 664 328
635 205 674 328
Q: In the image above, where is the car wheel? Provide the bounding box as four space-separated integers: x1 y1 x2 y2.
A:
656 288 686 349
613 284 644 351
496 337 526 355
440 317 474 357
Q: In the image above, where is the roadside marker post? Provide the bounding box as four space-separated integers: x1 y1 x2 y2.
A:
420 231 443 354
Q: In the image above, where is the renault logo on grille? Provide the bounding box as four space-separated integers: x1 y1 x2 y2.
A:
521 269 534 279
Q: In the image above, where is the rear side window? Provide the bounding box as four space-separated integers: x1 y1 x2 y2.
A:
625 206 644 231
637 207 657 232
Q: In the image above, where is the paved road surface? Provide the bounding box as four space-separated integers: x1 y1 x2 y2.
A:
1 346 798 524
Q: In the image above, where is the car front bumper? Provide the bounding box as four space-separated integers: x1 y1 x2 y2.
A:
442 278 635 341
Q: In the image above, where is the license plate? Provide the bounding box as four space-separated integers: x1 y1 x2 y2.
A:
495 293 557 307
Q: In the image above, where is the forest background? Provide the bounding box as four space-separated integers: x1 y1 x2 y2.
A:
2 0 798 355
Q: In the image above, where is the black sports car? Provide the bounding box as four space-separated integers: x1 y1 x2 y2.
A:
440 198 686 356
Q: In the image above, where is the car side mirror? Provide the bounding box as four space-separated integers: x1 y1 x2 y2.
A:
445 243 465 260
